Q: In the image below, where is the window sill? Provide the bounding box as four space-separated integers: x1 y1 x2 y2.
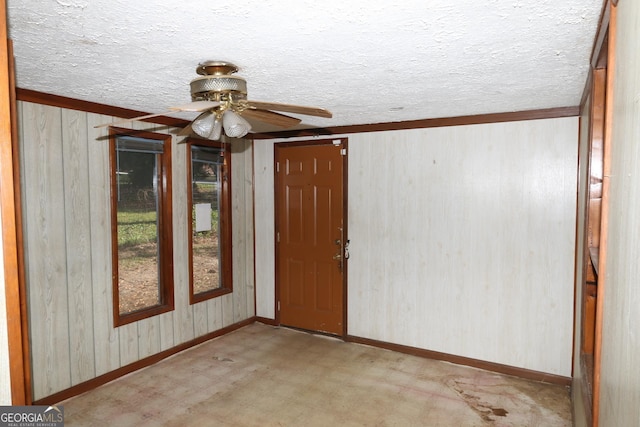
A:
190 287 232 305
115 303 174 327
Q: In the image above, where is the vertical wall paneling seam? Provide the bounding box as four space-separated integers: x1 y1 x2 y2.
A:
85 114 97 381
244 140 250 319
251 141 258 318
83 115 98 380
593 3 616 425
62 111 71 387
248 140 256 318
59 104 74 390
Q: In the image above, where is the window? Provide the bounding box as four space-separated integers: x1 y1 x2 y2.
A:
188 140 232 303
110 129 174 326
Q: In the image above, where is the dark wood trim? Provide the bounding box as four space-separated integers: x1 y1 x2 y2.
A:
221 142 233 298
591 0 611 69
574 45 609 427
16 88 190 128
109 127 175 327
576 77 596 425
341 138 348 339
595 33 609 70
33 317 256 405
186 139 234 305
580 355 595 427
572 67 604 427
33 313 572 405
8 40 32 405
16 89 579 143
579 66 594 115
346 335 572 386
255 316 278 326
2 23 31 403
593 4 616 425
252 106 579 140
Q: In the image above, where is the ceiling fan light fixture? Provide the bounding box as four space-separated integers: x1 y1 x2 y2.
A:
210 116 223 140
191 111 216 139
223 110 251 138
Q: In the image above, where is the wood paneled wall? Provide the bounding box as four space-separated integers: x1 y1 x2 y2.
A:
348 118 577 376
17 101 255 401
598 1 640 425
255 117 578 376
253 142 275 319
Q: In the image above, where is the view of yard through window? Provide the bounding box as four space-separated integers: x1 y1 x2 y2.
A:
114 140 225 316
116 186 162 314
191 205 220 294
191 156 223 296
115 142 169 316
117 196 220 314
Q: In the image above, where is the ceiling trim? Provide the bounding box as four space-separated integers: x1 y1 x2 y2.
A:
16 88 579 140
591 0 612 68
251 106 580 139
16 88 191 128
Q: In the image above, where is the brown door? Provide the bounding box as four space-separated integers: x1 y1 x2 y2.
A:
275 140 346 335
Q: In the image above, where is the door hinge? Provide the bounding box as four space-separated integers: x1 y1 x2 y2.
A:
340 148 347 156
276 231 280 242
276 161 280 172
277 301 280 311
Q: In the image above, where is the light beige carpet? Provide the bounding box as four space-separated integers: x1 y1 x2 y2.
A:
61 322 571 426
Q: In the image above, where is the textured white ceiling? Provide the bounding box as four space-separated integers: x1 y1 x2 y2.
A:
7 0 602 130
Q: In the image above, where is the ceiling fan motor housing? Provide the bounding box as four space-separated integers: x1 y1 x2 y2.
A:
190 61 248 102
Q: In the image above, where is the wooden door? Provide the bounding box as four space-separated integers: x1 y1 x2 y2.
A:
275 140 346 335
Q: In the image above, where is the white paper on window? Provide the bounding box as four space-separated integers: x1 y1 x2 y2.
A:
195 203 212 232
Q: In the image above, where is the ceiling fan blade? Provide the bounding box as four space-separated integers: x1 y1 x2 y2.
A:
246 101 332 118
177 123 193 137
169 100 220 112
241 109 302 128
94 101 221 129
94 111 176 128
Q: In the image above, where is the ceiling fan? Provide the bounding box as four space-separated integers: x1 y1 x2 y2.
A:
96 61 332 140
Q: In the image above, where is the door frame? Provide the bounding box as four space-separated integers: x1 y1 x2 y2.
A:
1 17 31 404
573 2 615 425
273 138 349 337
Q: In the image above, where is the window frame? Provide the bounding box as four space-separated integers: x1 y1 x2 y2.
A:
109 127 174 327
187 138 233 304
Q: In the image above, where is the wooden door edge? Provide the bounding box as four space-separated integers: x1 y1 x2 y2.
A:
592 2 616 425
1 16 31 405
